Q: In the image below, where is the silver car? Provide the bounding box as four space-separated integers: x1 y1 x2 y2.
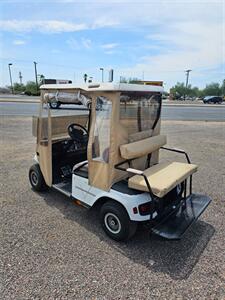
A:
47 91 91 109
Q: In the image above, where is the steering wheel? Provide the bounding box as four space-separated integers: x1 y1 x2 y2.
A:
67 123 88 143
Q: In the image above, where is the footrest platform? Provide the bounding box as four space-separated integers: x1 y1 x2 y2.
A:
151 194 211 240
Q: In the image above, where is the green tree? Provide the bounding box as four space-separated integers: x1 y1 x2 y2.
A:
119 76 128 83
119 77 141 84
25 81 39 96
170 83 206 99
203 82 221 96
170 82 188 99
38 74 45 85
189 86 200 97
13 83 26 93
220 79 225 96
128 77 141 84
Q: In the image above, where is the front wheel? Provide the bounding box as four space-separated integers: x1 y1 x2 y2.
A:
100 201 137 241
29 164 48 192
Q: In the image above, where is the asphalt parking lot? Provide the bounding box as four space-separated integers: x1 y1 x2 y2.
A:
0 117 225 299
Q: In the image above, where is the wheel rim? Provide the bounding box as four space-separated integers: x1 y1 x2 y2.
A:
30 171 38 186
51 101 58 108
104 213 121 234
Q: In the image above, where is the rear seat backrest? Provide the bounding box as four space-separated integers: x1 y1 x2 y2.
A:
120 135 167 160
128 129 153 143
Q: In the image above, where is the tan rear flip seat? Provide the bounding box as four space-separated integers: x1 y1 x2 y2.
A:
128 162 198 198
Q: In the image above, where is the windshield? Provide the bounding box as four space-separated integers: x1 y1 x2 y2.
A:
119 92 161 136
41 90 91 141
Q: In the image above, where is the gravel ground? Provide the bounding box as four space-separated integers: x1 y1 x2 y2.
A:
0 117 225 300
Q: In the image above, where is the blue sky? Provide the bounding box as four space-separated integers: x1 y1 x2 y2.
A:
0 0 224 90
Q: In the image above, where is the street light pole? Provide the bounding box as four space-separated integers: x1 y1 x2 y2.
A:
33 61 38 93
184 69 192 101
100 68 104 82
8 63 14 94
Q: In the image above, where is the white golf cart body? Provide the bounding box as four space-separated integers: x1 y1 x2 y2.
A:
31 82 211 240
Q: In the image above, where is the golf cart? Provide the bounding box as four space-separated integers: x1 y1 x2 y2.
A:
29 83 211 241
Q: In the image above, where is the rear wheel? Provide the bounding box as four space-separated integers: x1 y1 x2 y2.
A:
100 201 137 241
29 164 48 192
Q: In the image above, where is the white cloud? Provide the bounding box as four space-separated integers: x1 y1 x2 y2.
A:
13 39 26 45
0 20 88 33
116 19 224 88
66 37 92 50
0 1 223 87
101 43 118 49
81 38 91 49
91 18 119 29
144 21 224 70
0 19 118 33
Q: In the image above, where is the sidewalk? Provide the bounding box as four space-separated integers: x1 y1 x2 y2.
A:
0 97 39 103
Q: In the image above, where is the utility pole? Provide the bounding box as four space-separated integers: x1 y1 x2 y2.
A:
223 79 225 97
19 71 23 84
8 63 14 94
100 68 104 82
184 69 192 101
33 61 38 93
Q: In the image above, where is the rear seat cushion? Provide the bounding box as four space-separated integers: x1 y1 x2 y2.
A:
128 161 198 198
120 135 167 160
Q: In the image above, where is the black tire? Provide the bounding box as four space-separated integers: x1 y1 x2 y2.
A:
100 200 137 241
29 164 48 192
49 101 61 109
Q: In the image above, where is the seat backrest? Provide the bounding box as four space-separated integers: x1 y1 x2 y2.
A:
120 135 167 160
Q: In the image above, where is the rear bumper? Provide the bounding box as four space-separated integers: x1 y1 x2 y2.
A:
151 194 211 240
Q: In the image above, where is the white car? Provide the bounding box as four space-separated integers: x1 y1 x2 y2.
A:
46 91 91 109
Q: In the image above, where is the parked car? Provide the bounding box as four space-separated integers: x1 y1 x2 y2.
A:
196 97 204 101
45 91 91 109
45 89 103 110
203 96 223 104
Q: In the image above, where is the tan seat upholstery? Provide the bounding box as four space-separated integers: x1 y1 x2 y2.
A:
128 162 198 198
120 135 167 160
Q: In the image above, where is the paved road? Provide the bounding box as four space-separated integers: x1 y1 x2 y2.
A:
0 102 225 121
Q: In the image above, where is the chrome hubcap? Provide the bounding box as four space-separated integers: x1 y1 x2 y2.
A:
104 213 121 234
31 171 38 186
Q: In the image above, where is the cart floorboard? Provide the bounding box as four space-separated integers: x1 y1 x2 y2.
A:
53 180 72 197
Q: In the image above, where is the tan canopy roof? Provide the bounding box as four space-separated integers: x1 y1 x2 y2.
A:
40 82 164 93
